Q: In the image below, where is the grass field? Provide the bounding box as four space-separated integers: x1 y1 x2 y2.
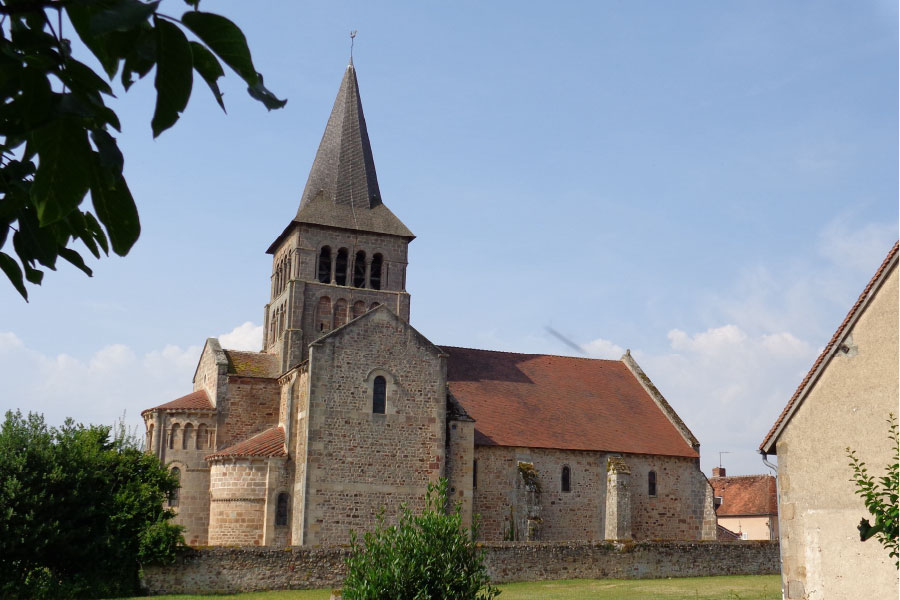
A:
121 575 781 599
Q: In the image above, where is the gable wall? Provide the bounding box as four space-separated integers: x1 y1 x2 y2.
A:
301 310 446 545
216 376 281 450
775 264 898 600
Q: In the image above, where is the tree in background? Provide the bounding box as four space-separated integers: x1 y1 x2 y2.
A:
847 413 899 568
342 478 500 600
0 0 285 300
0 410 182 598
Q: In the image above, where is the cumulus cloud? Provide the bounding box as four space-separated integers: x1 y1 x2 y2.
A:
218 321 263 351
582 337 625 359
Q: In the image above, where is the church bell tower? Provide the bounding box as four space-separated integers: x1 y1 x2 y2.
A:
262 61 415 373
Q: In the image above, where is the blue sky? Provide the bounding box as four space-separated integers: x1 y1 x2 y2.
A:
1 1 897 477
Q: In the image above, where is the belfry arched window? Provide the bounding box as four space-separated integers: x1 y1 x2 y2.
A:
353 251 366 288
335 248 349 286
561 465 571 492
372 376 386 414
317 246 332 283
369 253 383 290
276 492 290 526
648 471 657 497
169 467 180 507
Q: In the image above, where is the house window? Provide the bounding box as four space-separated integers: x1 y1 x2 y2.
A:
317 246 332 283
275 492 290 526
648 470 657 497
561 465 571 492
169 467 180 507
372 376 386 414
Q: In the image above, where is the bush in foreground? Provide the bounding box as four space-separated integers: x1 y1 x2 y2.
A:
0 410 182 599
342 478 500 600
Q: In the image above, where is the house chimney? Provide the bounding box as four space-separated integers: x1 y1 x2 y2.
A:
712 467 726 477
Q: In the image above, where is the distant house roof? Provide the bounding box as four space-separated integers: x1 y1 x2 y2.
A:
760 241 899 454
206 426 286 460
141 390 213 416
443 347 698 458
717 524 742 541
223 350 281 379
711 474 778 517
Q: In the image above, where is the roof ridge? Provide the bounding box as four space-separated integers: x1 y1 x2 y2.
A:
439 344 622 364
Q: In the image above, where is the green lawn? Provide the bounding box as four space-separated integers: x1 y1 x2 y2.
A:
121 575 781 599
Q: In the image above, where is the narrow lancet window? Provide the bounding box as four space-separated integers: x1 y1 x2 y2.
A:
373 376 386 414
353 251 366 288
335 248 349 286
561 465 571 492
370 253 383 290
182 423 193 450
317 246 332 283
275 492 290 526
169 467 180 507
648 471 657 497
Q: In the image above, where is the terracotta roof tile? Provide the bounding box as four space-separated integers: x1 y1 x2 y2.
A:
224 350 280 379
141 390 213 415
443 347 698 458
206 426 286 460
759 241 899 453
710 474 777 516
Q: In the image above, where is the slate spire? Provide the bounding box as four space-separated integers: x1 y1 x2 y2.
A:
293 63 413 239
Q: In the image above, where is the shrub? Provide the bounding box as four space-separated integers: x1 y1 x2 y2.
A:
0 410 182 598
342 478 500 600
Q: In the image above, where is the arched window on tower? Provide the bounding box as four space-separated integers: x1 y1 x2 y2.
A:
169 467 180 507
353 251 367 288
182 423 193 450
372 376 386 414
275 492 290 526
561 465 571 492
369 253 383 290
352 301 366 320
335 248 349 286
334 299 348 328
317 246 332 283
316 296 332 332
169 423 180 450
648 471 657 497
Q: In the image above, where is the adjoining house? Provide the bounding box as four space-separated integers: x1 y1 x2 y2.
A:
760 241 899 600
709 467 777 540
141 61 717 547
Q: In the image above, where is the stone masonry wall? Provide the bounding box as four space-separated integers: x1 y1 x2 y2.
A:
301 308 446 545
217 375 280 449
474 446 715 542
141 541 780 595
208 459 270 546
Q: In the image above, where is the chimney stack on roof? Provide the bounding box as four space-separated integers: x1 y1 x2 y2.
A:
712 467 726 478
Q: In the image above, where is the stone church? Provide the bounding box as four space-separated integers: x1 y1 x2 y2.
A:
142 62 717 547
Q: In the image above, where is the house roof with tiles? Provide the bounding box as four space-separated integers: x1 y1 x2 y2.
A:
760 241 899 454
443 346 699 458
141 389 213 416
710 474 778 517
223 349 281 379
206 426 286 460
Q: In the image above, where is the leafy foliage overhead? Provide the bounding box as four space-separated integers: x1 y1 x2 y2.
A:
0 0 286 300
0 410 183 598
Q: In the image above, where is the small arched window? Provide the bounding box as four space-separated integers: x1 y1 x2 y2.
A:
316 296 332 332
648 471 657 497
335 248 349 286
169 467 181 507
561 465 571 493
169 423 180 450
334 299 348 328
369 302 380 311
369 253 383 290
352 301 366 320
182 423 193 450
196 423 208 449
275 492 290 526
373 376 386 414
317 246 332 283
353 251 366 288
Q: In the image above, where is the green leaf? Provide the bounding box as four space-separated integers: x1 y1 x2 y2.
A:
151 17 193 137
90 129 125 172
0 252 28 300
59 247 93 276
89 158 140 256
23 263 44 285
188 41 225 111
66 5 119 78
84 212 110 255
91 0 161 36
29 117 92 226
247 74 287 111
181 11 258 85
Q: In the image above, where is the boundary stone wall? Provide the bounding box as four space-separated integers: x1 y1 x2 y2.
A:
141 541 779 595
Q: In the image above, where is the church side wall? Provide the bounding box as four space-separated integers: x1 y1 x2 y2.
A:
445 419 474 530
216 376 280 450
208 459 269 546
301 310 446 545
291 369 311 545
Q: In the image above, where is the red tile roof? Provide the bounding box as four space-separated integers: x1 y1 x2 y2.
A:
443 347 698 458
224 350 280 379
710 474 777 517
206 426 286 460
141 390 213 415
759 241 899 453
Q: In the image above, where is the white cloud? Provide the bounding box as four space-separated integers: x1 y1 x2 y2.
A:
218 321 263 351
582 337 625 359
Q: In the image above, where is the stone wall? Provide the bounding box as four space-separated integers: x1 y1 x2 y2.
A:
141 541 780 595
217 375 281 449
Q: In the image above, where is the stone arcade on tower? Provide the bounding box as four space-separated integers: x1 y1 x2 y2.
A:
142 62 717 547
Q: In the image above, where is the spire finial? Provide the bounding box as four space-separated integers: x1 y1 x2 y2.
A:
349 30 357 65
